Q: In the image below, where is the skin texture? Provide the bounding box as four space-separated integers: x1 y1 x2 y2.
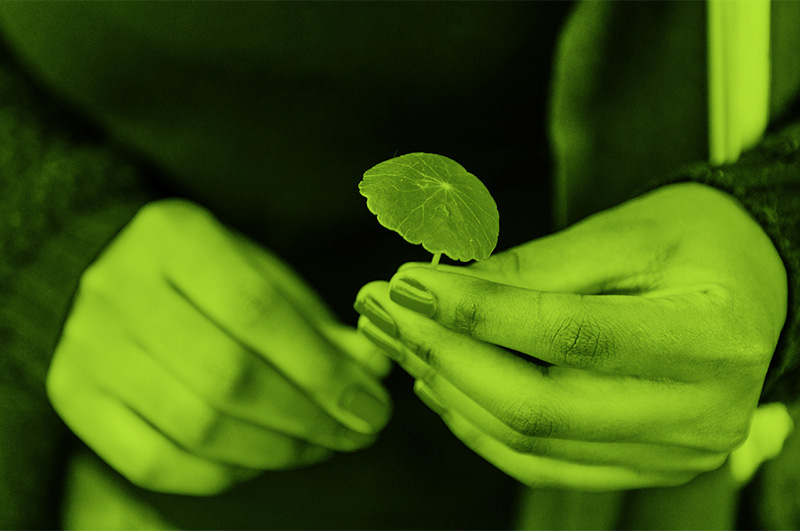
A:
355 182 788 491
47 199 392 496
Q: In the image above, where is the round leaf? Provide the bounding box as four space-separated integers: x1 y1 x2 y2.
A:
359 153 499 262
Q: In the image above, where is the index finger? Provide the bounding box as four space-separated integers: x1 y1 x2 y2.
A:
388 267 738 381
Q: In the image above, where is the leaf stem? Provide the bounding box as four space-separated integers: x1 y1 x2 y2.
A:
430 252 442 270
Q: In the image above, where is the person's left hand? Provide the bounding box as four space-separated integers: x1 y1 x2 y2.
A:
354 182 788 491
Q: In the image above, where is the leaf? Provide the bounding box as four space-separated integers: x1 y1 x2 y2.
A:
359 152 499 262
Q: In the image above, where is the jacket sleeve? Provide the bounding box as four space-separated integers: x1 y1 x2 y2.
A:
0 42 161 529
660 116 800 407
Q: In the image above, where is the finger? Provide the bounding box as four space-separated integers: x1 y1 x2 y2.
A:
228 229 337 324
387 265 728 381
71 327 335 471
156 226 390 433
357 315 429 378
430 400 695 491
467 188 688 294
47 348 247 496
356 283 747 453
323 323 392 379
144 202 392 434
411 380 727 475
396 203 667 294
99 282 378 452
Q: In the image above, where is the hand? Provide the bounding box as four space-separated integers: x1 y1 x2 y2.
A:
355 182 787 490
49 199 392 496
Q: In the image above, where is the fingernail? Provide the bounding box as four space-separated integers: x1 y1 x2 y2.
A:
353 297 396 337
390 278 435 317
341 387 390 433
413 380 447 416
360 322 404 363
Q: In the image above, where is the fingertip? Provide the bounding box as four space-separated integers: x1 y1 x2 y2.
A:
334 430 380 453
339 385 393 435
353 281 391 316
323 323 392 379
358 316 405 363
369 349 394 378
389 265 459 298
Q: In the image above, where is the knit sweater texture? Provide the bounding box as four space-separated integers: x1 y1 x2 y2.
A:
0 44 157 529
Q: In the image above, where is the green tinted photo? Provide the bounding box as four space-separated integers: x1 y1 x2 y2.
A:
0 2 799 530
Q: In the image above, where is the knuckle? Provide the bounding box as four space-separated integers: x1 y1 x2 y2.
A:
289 401 348 446
204 349 255 406
503 435 531 454
410 340 437 369
411 345 443 388
184 410 224 452
134 199 214 238
702 418 750 453
236 282 280 330
498 248 523 278
732 331 775 371
133 200 172 231
474 248 522 281
77 262 110 296
131 201 159 226
45 356 73 408
721 420 751 452
550 315 610 369
501 399 560 438
504 432 549 456
452 297 482 337
141 198 203 222
750 337 776 368
703 300 776 373
125 448 169 492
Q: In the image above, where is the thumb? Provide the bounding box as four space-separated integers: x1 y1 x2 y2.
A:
400 213 658 295
476 224 648 294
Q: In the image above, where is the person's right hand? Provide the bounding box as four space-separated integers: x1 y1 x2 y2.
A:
48 199 392 496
